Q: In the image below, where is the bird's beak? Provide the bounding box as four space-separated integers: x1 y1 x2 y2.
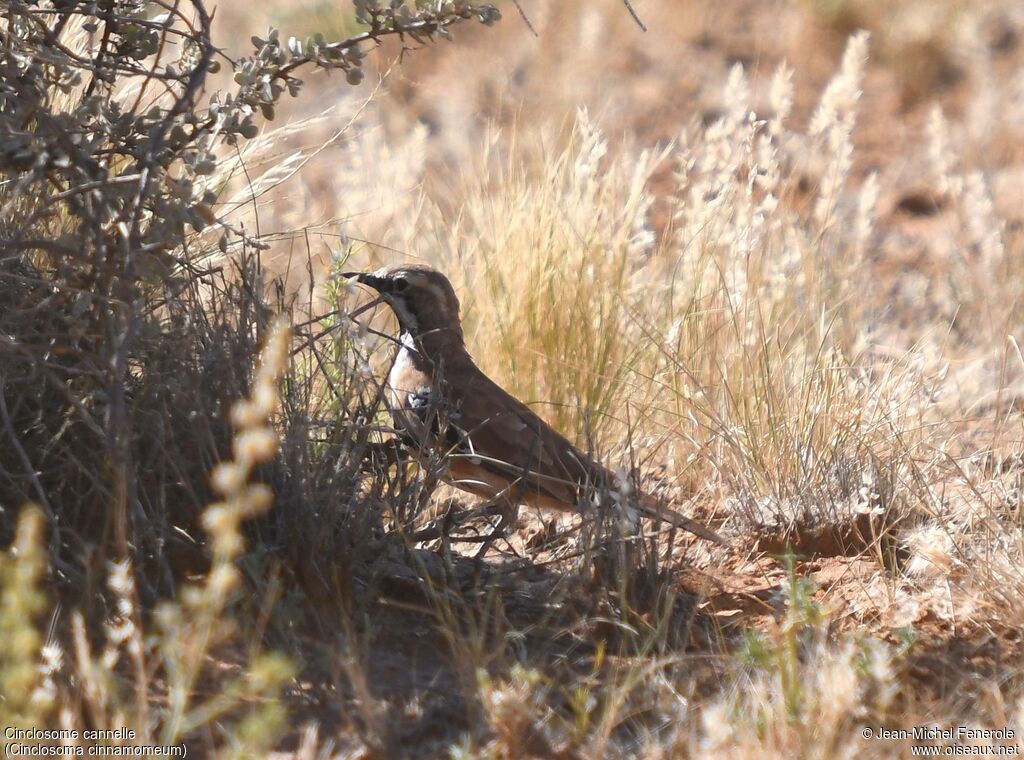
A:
340 271 390 293
341 272 388 320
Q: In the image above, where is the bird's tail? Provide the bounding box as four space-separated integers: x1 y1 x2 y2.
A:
634 493 726 545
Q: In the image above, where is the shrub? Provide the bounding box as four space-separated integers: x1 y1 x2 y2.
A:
0 0 499 589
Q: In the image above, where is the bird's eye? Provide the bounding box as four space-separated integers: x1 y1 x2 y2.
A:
392 277 409 292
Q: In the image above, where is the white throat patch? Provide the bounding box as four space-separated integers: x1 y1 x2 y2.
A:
394 329 419 371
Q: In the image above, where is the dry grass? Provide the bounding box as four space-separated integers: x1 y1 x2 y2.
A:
3 0 1024 758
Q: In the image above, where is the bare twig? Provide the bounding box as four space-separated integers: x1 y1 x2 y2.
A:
623 0 647 31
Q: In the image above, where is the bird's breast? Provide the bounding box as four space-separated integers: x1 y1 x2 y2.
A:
392 330 420 374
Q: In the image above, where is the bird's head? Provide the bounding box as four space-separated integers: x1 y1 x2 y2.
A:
342 264 464 342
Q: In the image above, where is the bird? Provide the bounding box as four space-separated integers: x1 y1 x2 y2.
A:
342 263 724 546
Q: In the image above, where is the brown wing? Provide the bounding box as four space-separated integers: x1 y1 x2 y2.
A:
385 355 586 508
444 360 613 511
388 354 724 541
